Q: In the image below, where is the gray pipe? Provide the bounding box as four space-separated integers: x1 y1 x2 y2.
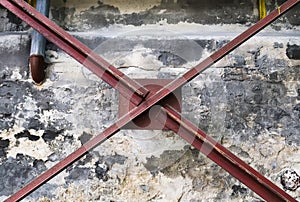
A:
30 0 50 84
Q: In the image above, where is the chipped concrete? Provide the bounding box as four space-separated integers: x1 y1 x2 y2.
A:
46 0 300 31
51 0 162 14
0 30 299 200
0 1 300 201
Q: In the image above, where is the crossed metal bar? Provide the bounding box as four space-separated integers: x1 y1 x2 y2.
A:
1 0 299 201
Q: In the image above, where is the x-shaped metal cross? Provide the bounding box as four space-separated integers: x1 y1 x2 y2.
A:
1 0 299 201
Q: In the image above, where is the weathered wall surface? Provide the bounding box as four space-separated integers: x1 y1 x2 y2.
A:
1 0 299 32
0 0 300 201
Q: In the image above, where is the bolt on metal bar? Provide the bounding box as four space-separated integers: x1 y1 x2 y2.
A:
2 0 299 201
0 0 149 106
157 105 297 202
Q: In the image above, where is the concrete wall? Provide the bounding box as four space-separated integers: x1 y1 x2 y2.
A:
1 0 299 32
0 0 300 201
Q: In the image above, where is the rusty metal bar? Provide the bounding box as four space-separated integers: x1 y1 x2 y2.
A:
157 105 297 202
0 0 149 106
5 127 119 202
177 0 300 91
2 0 299 201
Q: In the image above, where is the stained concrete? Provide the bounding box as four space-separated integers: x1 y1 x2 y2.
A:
1 0 299 32
0 27 299 200
0 1 300 201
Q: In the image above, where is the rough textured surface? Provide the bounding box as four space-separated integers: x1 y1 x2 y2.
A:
0 0 300 201
0 27 299 201
281 169 300 191
48 0 300 31
0 7 29 32
1 0 299 32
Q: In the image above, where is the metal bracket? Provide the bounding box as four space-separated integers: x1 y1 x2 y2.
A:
119 79 182 130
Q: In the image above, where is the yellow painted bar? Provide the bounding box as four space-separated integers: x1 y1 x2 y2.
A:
259 0 267 19
28 0 36 7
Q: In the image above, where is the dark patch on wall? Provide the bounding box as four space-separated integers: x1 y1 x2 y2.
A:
94 153 127 181
0 138 9 148
48 0 299 31
42 130 63 142
212 61 300 145
0 81 27 130
0 8 29 31
51 1 119 31
78 132 93 145
226 82 282 130
0 138 9 158
144 146 206 177
144 146 246 195
295 103 300 113
66 167 91 182
223 79 300 145
36 101 51 112
1 0 299 32
144 150 182 176
65 152 127 182
26 116 44 130
76 153 94 166
0 154 46 196
203 40 298 139
231 184 248 198
80 2 120 29
284 2 300 26
6 10 24 30
95 160 109 181
119 0 255 26
233 55 246 67
280 169 300 191
256 56 288 72
15 130 40 141
51 7 76 30
266 0 300 26
195 39 216 51
274 42 284 49
286 44 300 60
158 51 187 66
0 80 71 136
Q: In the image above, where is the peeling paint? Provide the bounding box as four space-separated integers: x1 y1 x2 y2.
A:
0 14 299 200
7 136 51 160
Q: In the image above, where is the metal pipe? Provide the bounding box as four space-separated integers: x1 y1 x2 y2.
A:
29 0 50 84
157 105 297 202
0 0 149 106
259 0 267 19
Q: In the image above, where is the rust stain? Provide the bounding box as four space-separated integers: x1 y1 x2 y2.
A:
30 55 45 85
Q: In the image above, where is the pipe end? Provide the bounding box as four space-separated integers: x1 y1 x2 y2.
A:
30 55 45 85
